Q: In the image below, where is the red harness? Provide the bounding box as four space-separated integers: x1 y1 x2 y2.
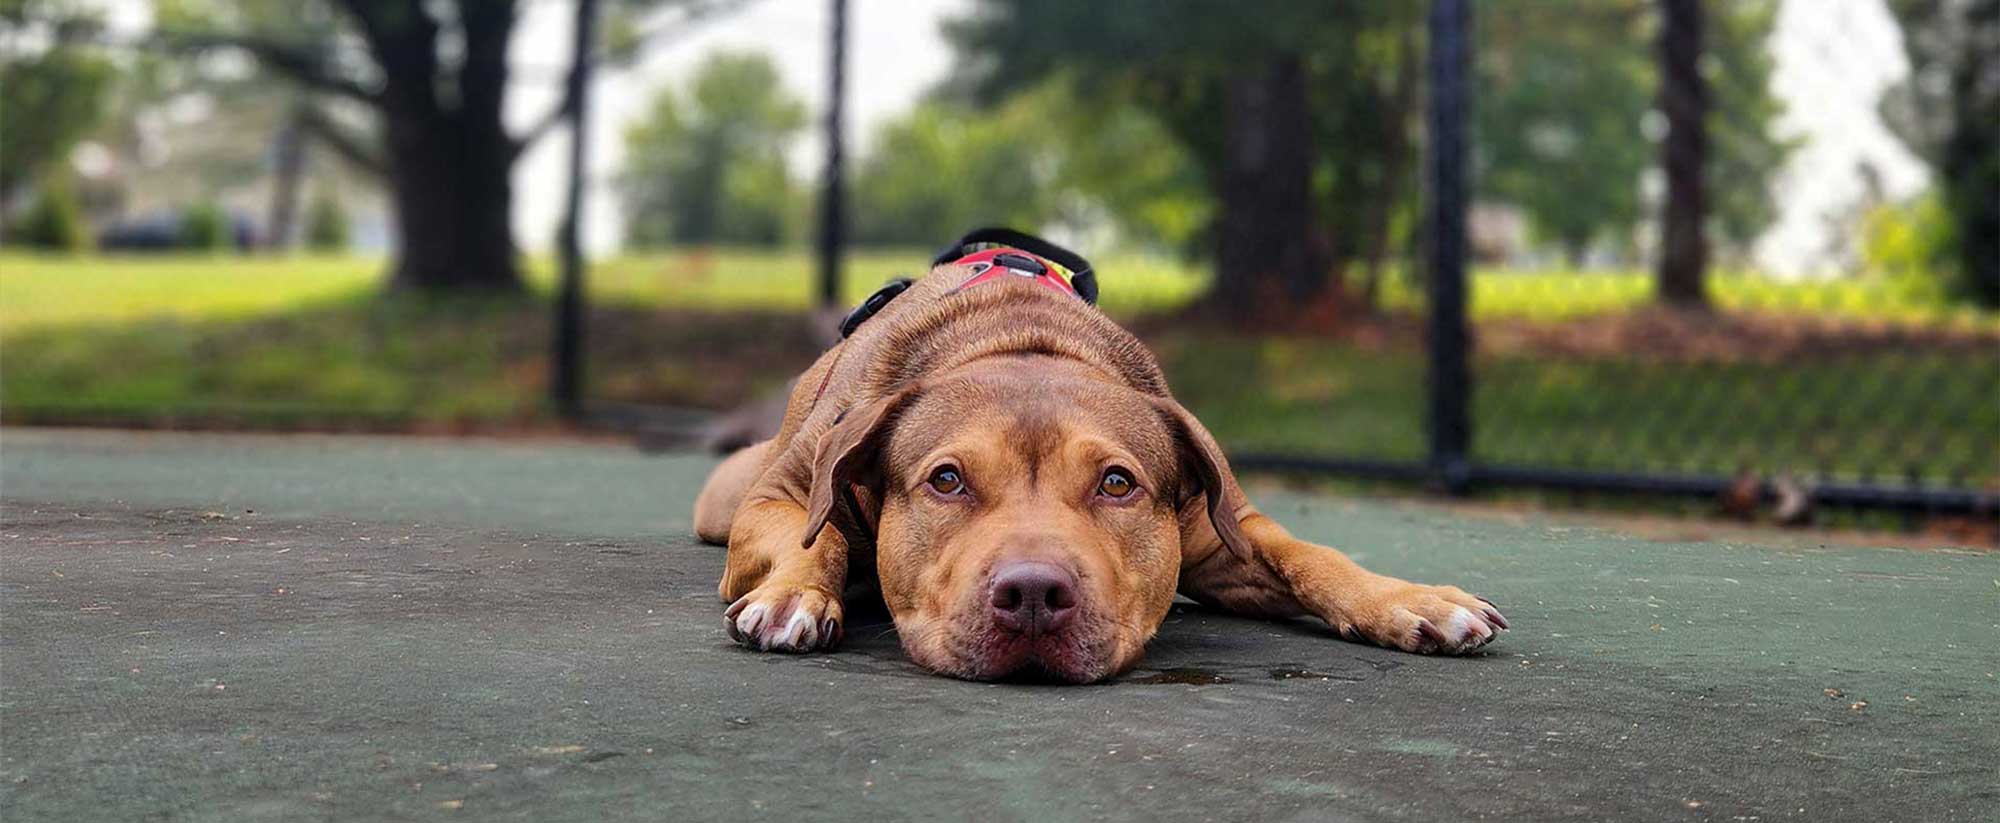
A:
821 229 1097 418
945 247 1082 300
837 230 1096 341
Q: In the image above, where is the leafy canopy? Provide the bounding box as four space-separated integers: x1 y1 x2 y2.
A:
1477 0 1794 262
621 51 807 247
0 0 118 205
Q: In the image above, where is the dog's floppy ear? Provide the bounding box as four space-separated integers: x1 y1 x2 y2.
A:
802 386 922 549
1151 396 1253 561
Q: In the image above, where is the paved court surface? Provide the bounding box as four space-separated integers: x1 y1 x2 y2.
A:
2 428 1995 822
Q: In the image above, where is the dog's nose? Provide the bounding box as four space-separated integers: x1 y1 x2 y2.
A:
988 561 1079 635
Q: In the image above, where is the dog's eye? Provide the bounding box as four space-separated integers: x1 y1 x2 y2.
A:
927 465 967 496
1098 468 1135 499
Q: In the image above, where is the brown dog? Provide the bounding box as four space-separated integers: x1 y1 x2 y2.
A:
692 247 1507 682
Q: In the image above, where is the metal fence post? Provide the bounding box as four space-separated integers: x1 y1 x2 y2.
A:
815 0 848 309
551 0 598 420
1426 0 1473 494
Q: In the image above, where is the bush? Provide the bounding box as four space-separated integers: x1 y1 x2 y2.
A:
11 179 91 252
179 201 229 250
1861 193 1957 305
304 189 350 251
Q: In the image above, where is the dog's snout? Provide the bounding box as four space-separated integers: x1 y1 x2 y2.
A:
988 561 1078 635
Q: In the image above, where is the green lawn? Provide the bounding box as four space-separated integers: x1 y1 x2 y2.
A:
8 249 1989 331
1385 267 1991 325
3 251 1994 487
0 249 1209 331
2 254 385 330
1164 336 1998 485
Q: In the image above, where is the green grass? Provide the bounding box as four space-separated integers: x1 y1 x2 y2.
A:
1 253 385 330
2 290 529 426
1158 337 1999 485
586 249 1209 317
1376 267 1993 326
8 249 1983 330
3 251 1994 488
0 249 1208 332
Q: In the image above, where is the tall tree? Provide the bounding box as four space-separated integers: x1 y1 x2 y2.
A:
261 102 309 250
947 0 1422 323
1213 54 1325 317
159 0 533 288
1880 0 1999 306
153 1 527 288
159 0 742 290
1477 0 1790 270
1655 0 1708 307
1476 3 1652 266
853 78 1207 250
0 1 116 223
849 101 1058 246
620 51 806 247
1313 19 1424 306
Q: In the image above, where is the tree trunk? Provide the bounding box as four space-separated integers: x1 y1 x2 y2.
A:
346 0 523 291
1207 55 1328 322
1359 30 1421 312
381 109 521 291
1943 14 1998 307
816 0 848 309
1655 0 1708 308
263 104 308 251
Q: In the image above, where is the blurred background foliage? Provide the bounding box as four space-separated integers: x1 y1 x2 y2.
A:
1477 0 1794 266
1 0 1995 519
2 0 1987 307
621 50 806 248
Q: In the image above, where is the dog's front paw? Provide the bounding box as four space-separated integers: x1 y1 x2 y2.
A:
1333 580 1508 655
724 585 844 653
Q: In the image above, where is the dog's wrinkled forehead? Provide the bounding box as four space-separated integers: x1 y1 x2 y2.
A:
883 372 1179 484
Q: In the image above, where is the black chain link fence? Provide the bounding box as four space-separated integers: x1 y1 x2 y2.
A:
560 0 1998 528
1168 0 1999 525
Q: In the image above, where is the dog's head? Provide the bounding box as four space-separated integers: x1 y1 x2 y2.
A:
803 358 1247 682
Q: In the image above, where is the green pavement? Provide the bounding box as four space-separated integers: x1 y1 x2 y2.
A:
2 428 1995 822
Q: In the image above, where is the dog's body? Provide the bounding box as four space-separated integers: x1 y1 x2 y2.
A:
694 253 1506 682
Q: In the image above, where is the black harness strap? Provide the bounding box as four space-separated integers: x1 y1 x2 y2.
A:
839 228 1098 339
931 227 1098 305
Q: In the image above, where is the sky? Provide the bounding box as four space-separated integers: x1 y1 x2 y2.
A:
1754 0 1929 273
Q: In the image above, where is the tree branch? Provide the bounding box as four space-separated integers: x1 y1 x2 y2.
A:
614 0 762 61
326 0 439 111
297 106 387 178
512 94 580 159
152 29 381 107
510 0 759 158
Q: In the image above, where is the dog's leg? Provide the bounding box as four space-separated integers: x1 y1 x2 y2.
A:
693 440 771 546
717 495 848 653
1177 506 1507 655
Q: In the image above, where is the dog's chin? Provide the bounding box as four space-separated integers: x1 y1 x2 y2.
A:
899 616 1131 684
